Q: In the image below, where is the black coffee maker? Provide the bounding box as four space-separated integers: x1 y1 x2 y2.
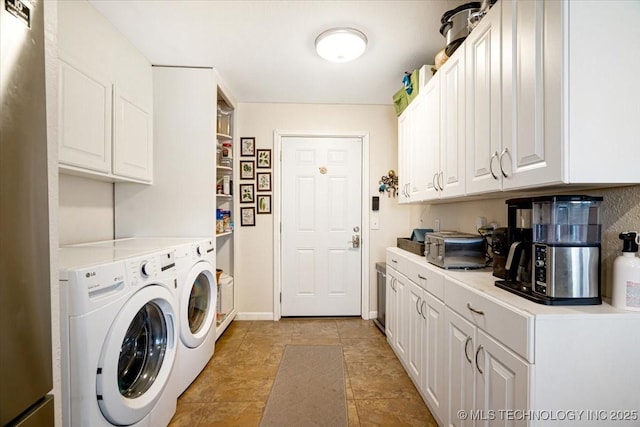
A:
493 198 533 290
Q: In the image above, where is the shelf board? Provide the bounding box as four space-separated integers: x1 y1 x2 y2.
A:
216 194 233 199
217 133 233 140
216 165 232 171
216 231 233 237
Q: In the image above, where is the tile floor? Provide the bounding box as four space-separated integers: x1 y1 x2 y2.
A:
169 318 438 426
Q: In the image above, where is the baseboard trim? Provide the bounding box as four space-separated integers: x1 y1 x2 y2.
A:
236 312 275 321
369 311 378 320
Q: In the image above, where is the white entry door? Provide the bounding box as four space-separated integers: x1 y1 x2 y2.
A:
281 136 362 316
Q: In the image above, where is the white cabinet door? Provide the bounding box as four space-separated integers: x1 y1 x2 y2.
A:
113 88 152 182
408 94 430 202
394 273 408 364
501 0 561 190
439 49 466 199
446 308 476 427
465 2 502 195
475 330 531 427
385 269 399 351
406 280 424 383
422 292 446 425
58 58 112 174
423 74 441 200
397 109 412 203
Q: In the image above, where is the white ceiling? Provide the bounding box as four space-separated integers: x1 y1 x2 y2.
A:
88 0 464 105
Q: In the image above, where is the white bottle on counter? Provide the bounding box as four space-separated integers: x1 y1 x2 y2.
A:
612 231 640 311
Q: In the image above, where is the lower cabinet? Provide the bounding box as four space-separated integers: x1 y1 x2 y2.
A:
445 308 531 427
388 265 446 425
386 268 407 364
388 247 640 427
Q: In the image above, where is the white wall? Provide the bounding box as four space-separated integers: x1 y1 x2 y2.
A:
410 185 640 299
235 103 411 318
58 174 114 245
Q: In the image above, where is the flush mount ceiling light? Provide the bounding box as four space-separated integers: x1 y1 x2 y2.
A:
315 27 368 63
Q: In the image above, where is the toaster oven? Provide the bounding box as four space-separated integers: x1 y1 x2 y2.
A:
425 231 486 269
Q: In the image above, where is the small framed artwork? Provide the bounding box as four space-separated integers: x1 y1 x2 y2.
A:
239 183 255 203
240 160 255 180
257 195 272 214
257 172 272 192
240 137 255 157
257 149 271 168
240 207 256 226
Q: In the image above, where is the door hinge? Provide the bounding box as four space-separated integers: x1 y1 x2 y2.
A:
280 292 282 303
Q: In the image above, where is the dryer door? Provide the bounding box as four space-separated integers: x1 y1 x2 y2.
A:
180 260 217 348
97 285 177 425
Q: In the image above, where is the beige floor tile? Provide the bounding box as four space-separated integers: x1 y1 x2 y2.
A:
348 399 360 427
346 358 422 400
197 401 265 427
176 319 434 426
355 397 438 427
168 402 206 427
341 337 396 363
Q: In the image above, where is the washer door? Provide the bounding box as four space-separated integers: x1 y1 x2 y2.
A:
97 285 177 426
180 260 217 348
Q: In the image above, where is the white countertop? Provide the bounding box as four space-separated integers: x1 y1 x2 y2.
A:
387 247 640 319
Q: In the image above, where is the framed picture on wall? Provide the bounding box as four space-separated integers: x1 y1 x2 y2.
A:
256 149 271 168
239 183 255 203
240 160 255 180
240 207 256 226
257 172 271 191
257 195 272 214
240 137 255 157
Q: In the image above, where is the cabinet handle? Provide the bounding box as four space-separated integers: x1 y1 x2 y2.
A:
467 303 485 316
391 278 396 291
499 148 510 178
438 171 444 191
475 344 484 374
432 173 439 191
489 151 499 180
464 336 473 364
418 274 426 280
421 300 427 319
391 259 398 264
416 297 422 316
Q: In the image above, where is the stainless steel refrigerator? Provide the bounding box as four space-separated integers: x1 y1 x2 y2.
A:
0 0 54 425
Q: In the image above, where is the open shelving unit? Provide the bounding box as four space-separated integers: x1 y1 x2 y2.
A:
215 86 237 339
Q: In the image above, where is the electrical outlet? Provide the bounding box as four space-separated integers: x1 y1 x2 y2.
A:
434 219 440 232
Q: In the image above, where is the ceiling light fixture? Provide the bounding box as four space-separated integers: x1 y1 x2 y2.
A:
315 27 368 63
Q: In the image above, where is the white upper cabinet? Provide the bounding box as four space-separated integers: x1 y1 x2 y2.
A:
423 75 441 201
404 0 640 202
397 107 412 203
500 0 561 190
57 0 153 183
58 58 112 174
438 48 466 199
465 1 502 195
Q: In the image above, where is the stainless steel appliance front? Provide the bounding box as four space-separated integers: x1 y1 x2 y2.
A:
533 245 600 298
0 0 54 425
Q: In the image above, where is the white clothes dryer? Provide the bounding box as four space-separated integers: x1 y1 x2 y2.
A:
69 238 218 396
59 247 179 427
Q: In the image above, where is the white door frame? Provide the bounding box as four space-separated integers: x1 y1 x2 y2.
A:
273 130 370 320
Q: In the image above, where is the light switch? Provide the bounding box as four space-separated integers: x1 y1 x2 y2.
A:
371 215 380 230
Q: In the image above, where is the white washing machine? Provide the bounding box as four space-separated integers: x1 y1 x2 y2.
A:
59 246 179 427
69 238 218 396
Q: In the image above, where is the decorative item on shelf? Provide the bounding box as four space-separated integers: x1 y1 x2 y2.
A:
240 183 254 203
240 160 255 180
257 172 271 192
257 149 271 168
257 195 272 214
241 137 255 157
379 169 398 198
240 207 256 226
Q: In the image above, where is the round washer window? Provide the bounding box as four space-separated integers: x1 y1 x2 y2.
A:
188 272 211 334
118 301 168 398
